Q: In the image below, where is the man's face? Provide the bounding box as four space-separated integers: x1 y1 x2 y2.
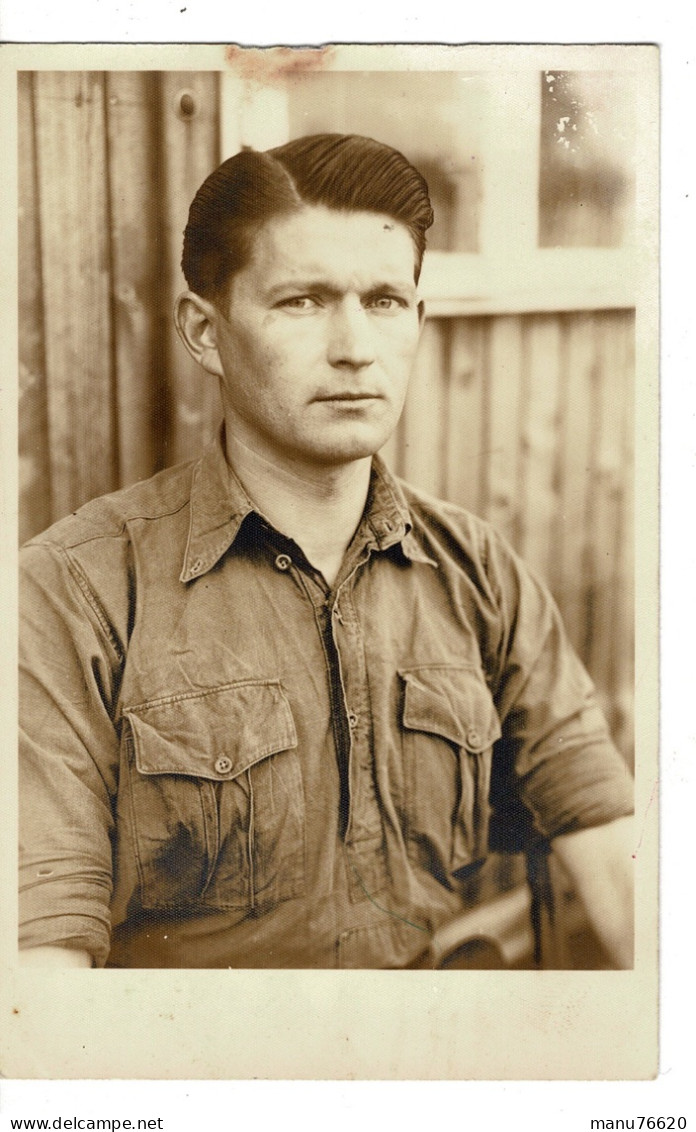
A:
211 204 424 472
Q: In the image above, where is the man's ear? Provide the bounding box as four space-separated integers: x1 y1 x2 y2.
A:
174 291 225 378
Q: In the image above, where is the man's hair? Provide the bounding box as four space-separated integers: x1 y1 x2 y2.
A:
181 133 434 304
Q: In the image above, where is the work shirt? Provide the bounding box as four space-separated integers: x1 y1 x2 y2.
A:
19 429 634 968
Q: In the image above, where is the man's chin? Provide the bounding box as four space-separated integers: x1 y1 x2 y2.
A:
309 435 391 467
308 418 399 465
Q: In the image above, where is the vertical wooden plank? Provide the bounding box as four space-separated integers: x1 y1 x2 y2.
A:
221 70 292 157
581 319 602 694
616 309 635 766
219 71 245 160
587 311 629 731
556 312 596 663
18 73 51 544
105 72 160 486
158 72 221 467
443 317 486 513
518 315 562 586
33 72 116 522
239 80 291 150
478 72 541 264
484 315 524 548
399 319 447 496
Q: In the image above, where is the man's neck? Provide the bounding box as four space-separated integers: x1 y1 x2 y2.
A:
225 432 373 588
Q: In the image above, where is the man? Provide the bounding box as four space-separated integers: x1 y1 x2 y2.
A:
19 134 634 969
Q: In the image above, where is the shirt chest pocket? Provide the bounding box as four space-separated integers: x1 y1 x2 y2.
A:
122 680 304 914
399 666 502 881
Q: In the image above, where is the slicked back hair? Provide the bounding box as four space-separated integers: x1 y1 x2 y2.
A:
181 133 434 305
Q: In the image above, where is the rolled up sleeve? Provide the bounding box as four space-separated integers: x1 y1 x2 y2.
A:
487 530 634 842
19 541 122 967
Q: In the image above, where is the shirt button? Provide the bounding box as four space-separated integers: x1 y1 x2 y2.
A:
348 711 358 729
274 553 292 571
467 727 482 748
214 755 233 775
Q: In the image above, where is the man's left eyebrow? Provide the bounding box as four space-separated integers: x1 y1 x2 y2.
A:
363 282 417 299
362 280 416 298
264 279 340 300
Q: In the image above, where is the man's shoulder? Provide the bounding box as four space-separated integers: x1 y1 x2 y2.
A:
395 474 500 557
23 459 196 554
388 473 535 609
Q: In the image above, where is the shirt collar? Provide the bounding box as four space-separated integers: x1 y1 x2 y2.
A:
362 454 437 567
179 429 256 583
180 428 437 583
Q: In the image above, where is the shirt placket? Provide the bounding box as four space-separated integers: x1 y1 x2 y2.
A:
331 566 380 842
284 534 388 901
330 550 391 902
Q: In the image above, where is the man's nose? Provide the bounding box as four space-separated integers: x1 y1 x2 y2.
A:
327 299 376 368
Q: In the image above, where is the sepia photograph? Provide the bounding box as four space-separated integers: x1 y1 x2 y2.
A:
4 41 659 1081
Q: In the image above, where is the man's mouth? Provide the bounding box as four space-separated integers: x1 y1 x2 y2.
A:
315 392 382 402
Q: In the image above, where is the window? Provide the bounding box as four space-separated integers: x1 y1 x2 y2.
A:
221 52 639 317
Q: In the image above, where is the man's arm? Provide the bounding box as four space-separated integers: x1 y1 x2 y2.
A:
483 528 635 968
20 541 122 965
551 814 634 969
19 946 93 967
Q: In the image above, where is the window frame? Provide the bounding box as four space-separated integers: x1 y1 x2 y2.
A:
220 59 639 318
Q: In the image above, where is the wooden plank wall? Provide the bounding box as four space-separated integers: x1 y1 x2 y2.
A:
18 72 634 762
18 70 221 547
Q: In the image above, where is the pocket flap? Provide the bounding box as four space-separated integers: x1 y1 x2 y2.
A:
399 666 501 751
124 680 298 780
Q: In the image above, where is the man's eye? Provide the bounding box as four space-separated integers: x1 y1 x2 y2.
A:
368 295 403 311
278 296 318 311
